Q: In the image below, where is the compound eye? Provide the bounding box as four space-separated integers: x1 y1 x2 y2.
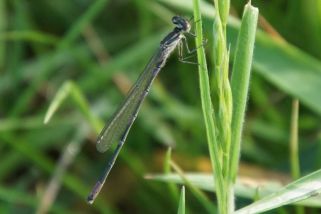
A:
172 16 179 24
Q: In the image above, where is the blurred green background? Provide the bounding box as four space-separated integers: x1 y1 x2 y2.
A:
1 0 321 213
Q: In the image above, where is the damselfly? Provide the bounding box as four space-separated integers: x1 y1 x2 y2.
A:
88 16 194 204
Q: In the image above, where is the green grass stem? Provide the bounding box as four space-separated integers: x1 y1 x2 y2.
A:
193 0 226 212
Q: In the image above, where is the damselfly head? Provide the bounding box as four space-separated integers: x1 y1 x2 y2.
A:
172 16 191 32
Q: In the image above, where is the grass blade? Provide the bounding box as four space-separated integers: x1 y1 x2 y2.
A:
177 186 185 214
235 169 321 214
148 173 321 208
230 3 258 181
44 81 102 132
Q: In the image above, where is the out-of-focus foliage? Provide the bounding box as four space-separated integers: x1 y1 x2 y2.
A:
1 0 321 213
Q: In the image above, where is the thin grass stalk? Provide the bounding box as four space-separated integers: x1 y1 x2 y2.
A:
290 99 301 179
164 148 179 201
192 0 226 212
289 99 304 214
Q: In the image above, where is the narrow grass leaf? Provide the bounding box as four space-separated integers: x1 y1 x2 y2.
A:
0 31 58 44
68 82 102 133
44 81 72 124
235 169 321 213
44 81 102 132
230 3 258 180
177 186 185 214
148 173 321 208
